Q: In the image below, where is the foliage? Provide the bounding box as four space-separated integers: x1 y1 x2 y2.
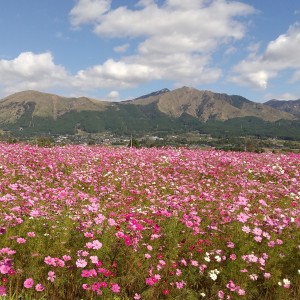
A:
2 101 300 141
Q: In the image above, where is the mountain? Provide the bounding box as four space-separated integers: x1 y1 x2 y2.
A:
0 90 110 123
0 87 299 139
133 88 170 100
138 87 294 122
265 99 300 117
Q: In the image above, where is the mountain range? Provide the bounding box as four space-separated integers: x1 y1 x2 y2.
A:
0 87 300 139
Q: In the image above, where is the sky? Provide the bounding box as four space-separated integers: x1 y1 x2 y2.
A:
0 0 299 102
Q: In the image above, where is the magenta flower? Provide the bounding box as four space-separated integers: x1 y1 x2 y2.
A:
0 286 6 296
24 278 34 288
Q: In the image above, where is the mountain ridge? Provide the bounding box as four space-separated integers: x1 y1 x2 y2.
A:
0 87 299 139
265 98 300 117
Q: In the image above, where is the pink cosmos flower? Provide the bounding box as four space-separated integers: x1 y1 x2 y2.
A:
268 241 276 247
190 260 198 266
90 256 99 264
99 282 107 288
181 259 187 266
35 283 44 292
241 225 251 233
250 274 258 281
283 278 291 288
0 264 10 275
176 269 182 276
199 264 207 272
226 280 236 291
227 241 235 248
24 278 34 288
108 218 117 226
44 256 56 266
47 271 56 282
84 232 94 238
56 259 65 267
162 289 170 295
76 259 87 268
146 277 157 286
276 239 283 245
252 227 263 236
27 232 35 237
254 236 262 242
237 288 246 295
134 293 141 300
62 255 72 261
82 284 90 290
81 269 97 278
230 254 236 261
218 290 224 299
111 283 120 293
16 238 26 244
176 280 186 289
237 213 249 223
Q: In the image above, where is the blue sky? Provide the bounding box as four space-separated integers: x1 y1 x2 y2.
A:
0 0 299 102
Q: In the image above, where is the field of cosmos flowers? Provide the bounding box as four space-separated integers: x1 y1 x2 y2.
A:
0 144 300 300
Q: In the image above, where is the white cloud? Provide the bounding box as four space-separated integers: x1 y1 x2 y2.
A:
73 59 156 90
230 23 300 89
0 52 68 95
107 90 120 100
113 43 130 53
264 92 299 101
68 0 254 88
0 1 257 97
69 0 111 27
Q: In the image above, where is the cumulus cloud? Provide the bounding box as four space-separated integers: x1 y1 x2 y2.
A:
0 52 68 95
113 43 130 53
0 1 256 97
69 0 111 26
68 0 254 88
230 23 300 89
107 90 120 100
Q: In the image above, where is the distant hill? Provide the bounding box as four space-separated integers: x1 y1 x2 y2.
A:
265 99 300 117
140 87 294 122
133 88 170 100
0 87 299 139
